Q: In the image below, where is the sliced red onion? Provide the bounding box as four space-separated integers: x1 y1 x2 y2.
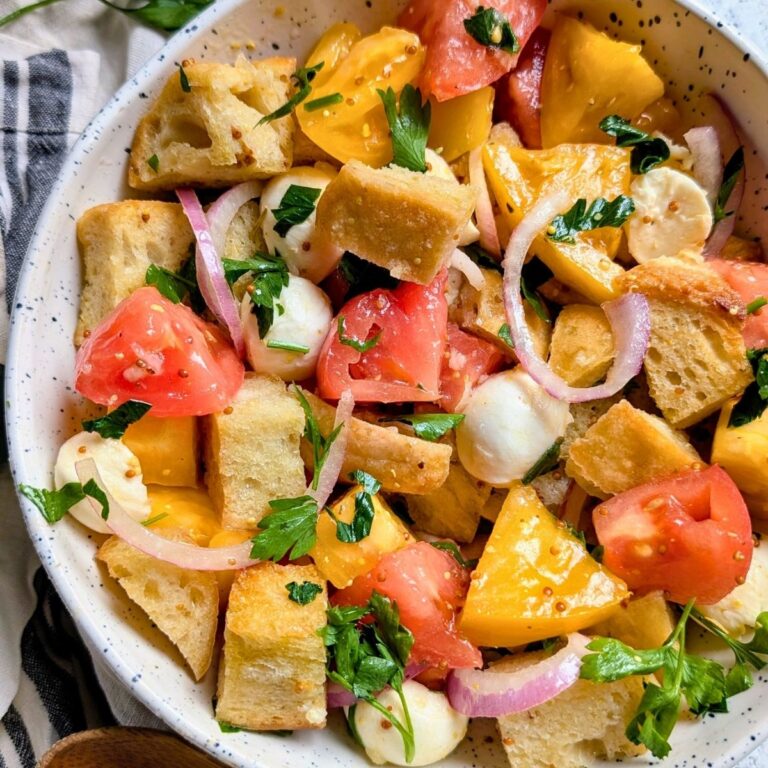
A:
207 181 263 259
469 146 501 257
450 249 486 290
684 126 722 205
446 633 590 717
307 388 354 510
502 193 651 403
74 458 257 571
177 188 245 357
327 683 357 709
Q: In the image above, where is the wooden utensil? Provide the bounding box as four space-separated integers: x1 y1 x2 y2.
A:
37 727 229 768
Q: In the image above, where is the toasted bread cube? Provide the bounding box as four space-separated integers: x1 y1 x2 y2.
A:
495 652 646 768
406 462 489 542
215 563 327 730
549 304 615 387
301 391 451 494
205 375 306 530
560 395 622 459
97 535 218 680
616 258 752 428
566 400 701 498
129 57 295 190
123 415 198 487
315 160 475 285
589 591 675 650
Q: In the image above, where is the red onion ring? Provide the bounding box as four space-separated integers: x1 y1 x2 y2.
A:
502 193 651 403
469 146 501 257
74 458 257 571
307 388 354 510
446 633 590 717
684 126 722 205
177 188 246 357
450 249 486 290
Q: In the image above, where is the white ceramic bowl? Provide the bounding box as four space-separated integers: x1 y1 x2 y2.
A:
7 1 768 766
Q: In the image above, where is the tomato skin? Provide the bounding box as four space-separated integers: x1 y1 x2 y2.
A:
439 324 504 412
332 541 482 669
494 27 549 148
75 287 245 417
399 0 547 102
710 260 768 349
317 274 448 403
592 466 753 605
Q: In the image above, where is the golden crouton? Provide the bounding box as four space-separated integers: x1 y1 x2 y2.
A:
315 160 475 285
560 394 622 458
566 400 701 498
129 57 295 190
205 375 306 530
589 591 676 651
97 535 218 680
406 462 490 542
301 391 452 495
615 258 752 428
549 304 615 387
215 563 327 731
495 651 646 768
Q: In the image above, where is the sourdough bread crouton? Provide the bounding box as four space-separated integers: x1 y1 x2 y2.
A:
315 160 475 285
129 57 295 190
406 461 489 542
215 563 327 730
615 258 752 428
205 375 306 530
549 304 614 387
302 391 452 494
97 535 218 680
589 591 676 650
495 651 646 768
560 395 622 458
565 400 702 498
76 201 194 344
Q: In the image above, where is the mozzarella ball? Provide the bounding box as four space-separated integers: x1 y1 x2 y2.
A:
456 368 572 486
627 167 713 263
242 275 333 381
54 431 150 533
260 164 342 283
425 149 479 246
351 680 468 766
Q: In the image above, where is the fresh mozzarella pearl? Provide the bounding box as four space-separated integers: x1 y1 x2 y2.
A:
425 149 480 246
242 275 333 381
54 432 150 534
456 368 572 486
260 164 342 282
627 166 713 263
351 680 468 766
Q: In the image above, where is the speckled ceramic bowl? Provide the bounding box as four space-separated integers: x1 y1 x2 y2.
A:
7 1 768 766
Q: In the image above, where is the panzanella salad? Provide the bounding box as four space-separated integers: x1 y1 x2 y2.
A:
20 1 768 765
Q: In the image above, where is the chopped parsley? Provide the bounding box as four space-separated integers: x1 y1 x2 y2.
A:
338 252 399 298
378 84 431 173
714 147 745 224
294 385 344 491
82 400 151 439
249 496 319 561
19 479 109 523
337 315 381 353
218 721 241 734
389 413 465 442
747 297 768 315
548 195 636 244
330 471 381 544
271 184 322 237
286 581 324 605
728 348 768 427
178 62 191 92
498 323 514 349
304 92 344 112
147 154 160 172
522 438 563 485
599 115 671 174
258 62 324 125
463 6 520 54
145 262 196 304
266 340 310 354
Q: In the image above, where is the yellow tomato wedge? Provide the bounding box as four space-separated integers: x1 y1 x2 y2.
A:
307 23 362 89
460 483 628 647
540 16 665 147
484 138 630 302
297 26 425 166
428 87 494 162
145 485 219 546
310 485 412 588
123 415 198 487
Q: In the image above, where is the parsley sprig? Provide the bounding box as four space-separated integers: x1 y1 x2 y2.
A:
330 471 381 544
82 400 151 440
258 62 324 126
286 581 323 605
599 115 671 174
20 479 109 523
295 386 343 491
271 185 322 237
463 6 520 54
321 593 416 763
378 85 431 174
388 413 465 442
714 147 745 224
338 316 382 353
728 348 768 428
548 195 636 244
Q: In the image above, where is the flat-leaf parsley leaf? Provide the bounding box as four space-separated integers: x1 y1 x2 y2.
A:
82 400 151 439
548 195 635 244
271 184 322 237
463 6 520 54
599 115 671 174
286 581 324 605
378 84 431 173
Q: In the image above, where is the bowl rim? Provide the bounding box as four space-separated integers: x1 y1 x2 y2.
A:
6 0 768 765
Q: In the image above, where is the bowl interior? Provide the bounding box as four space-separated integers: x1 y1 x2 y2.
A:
7 0 768 766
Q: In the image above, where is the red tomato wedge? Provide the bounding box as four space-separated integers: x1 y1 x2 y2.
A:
440 323 504 412
333 542 482 669
494 27 550 148
75 287 245 417
710 260 768 349
399 0 547 102
317 273 448 403
592 466 753 605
